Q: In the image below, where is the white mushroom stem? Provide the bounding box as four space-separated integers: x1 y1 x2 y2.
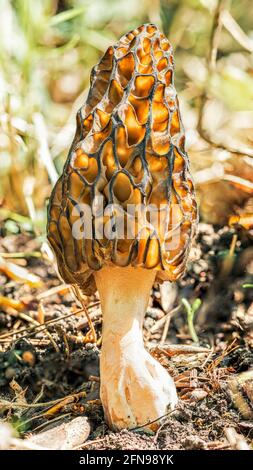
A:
94 266 178 431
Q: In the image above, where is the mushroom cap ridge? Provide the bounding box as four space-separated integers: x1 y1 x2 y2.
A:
47 23 198 294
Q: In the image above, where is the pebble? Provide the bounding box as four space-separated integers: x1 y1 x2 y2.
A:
147 307 164 320
5 367 16 380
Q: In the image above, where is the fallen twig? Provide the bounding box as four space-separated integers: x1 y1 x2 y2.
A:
150 305 181 334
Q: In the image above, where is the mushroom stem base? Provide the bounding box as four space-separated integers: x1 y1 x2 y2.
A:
94 266 178 431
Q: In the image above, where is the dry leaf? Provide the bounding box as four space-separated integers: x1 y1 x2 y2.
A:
0 295 25 311
0 256 43 288
229 213 253 230
28 417 90 450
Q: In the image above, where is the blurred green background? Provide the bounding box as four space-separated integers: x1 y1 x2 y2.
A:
0 0 253 234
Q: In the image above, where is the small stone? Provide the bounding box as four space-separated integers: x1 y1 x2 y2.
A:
5 367 16 380
182 389 208 402
182 435 207 450
147 307 164 320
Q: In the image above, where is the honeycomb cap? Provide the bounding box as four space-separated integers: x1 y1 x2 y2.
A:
47 24 198 294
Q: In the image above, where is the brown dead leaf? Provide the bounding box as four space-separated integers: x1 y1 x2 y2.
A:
196 155 253 225
9 379 27 405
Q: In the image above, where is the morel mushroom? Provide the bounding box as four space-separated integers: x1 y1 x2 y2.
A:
47 24 198 431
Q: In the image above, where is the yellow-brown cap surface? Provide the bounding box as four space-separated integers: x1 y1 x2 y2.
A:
47 24 198 294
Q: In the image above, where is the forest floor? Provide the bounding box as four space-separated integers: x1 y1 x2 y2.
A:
0 222 253 450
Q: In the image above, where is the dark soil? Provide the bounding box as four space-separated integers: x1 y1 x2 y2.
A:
0 223 253 449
